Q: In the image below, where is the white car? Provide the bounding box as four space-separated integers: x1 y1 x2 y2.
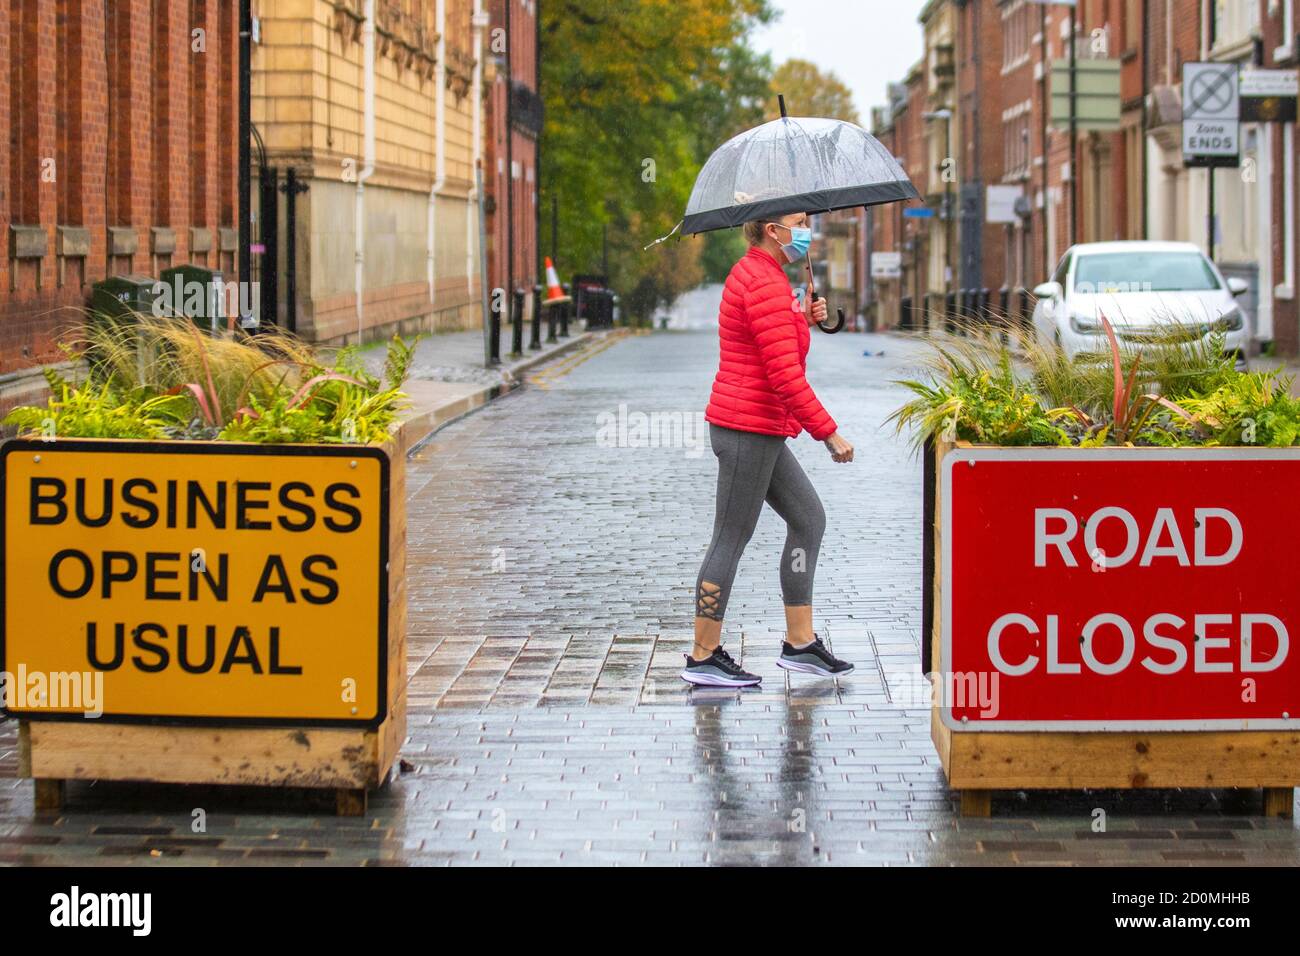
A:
1031 241 1250 369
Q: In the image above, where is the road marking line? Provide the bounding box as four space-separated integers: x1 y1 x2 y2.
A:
527 331 630 388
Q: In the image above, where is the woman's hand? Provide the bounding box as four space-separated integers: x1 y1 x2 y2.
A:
808 295 828 328
824 432 854 463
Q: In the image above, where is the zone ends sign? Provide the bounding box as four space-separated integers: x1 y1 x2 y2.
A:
1182 62 1241 165
940 447 1300 732
0 440 390 728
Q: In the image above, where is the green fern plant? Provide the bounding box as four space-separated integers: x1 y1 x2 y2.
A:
4 317 416 445
4 382 189 440
1175 370 1300 447
383 332 421 389
219 338 412 445
888 345 1070 448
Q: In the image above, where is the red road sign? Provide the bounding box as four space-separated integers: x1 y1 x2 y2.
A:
940 447 1300 731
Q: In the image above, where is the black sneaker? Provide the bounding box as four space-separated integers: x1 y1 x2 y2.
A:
680 646 762 687
777 635 854 677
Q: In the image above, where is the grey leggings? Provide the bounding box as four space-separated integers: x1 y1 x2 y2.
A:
695 424 826 621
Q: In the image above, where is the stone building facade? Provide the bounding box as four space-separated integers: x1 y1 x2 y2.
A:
252 0 487 344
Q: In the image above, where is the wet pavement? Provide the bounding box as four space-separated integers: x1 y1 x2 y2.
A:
2 299 1300 865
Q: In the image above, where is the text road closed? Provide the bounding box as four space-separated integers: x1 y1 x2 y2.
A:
941 448 1300 730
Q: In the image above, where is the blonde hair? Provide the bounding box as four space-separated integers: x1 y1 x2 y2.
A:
743 220 769 246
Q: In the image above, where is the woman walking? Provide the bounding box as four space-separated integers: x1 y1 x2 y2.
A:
683 211 856 687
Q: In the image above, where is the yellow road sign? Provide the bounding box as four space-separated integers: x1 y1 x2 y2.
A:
1 440 389 728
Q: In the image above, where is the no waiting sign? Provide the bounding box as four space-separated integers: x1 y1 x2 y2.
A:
1183 62 1240 164
940 447 1300 732
0 440 390 728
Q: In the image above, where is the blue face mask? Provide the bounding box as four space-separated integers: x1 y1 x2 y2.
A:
773 223 812 263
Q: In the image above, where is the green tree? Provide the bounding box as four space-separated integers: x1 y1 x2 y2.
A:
540 0 775 324
700 229 747 284
767 59 861 124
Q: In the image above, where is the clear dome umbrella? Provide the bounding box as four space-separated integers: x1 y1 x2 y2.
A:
650 96 920 332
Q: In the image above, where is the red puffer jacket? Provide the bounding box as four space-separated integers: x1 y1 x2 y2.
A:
704 246 838 442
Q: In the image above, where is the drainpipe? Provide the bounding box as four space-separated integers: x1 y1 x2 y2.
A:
1141 0 1149 239
428 0 447 307
239 0 252 324
1166 0 1173 84
468 0 486 297
355 0 376 342
1200 0 1210 61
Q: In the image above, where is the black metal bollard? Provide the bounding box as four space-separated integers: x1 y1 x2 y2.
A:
900 295 912 331
530 284 543 350
488 293 502 365
978 288 990 325
560 286 571 337
1018 287 1031 332
945 291 957 334
511 287 525 357
545 292 559 343
599 290 613 329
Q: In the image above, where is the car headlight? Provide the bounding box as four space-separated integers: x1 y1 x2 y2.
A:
1069 313 1102 334
1210 309 1244 333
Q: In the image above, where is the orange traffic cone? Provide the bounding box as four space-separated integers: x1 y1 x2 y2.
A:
544 257 571 303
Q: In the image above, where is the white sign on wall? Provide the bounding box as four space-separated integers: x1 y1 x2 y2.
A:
871 252 902 279
986 185 1023 224
1240 69 1299 97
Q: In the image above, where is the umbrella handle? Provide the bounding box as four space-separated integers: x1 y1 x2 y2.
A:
805 255 843 333
813 295 845 334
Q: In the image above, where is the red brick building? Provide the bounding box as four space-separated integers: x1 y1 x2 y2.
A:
870 63 929 330
483 0 541 321
1 0 241 413
1259 0 1299 355
870 0 1300 356
955 0 1007 296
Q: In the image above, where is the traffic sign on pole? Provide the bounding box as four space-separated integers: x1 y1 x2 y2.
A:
1182 62 1241 168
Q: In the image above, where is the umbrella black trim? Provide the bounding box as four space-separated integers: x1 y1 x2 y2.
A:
682 180 922 235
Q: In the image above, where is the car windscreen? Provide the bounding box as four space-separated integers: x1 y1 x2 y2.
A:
1072 252 1222 293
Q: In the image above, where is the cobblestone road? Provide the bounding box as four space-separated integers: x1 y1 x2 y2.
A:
2 301 1299 866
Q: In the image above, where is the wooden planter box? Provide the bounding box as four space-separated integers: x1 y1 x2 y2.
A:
2 431 409 816
923 438 1300 817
